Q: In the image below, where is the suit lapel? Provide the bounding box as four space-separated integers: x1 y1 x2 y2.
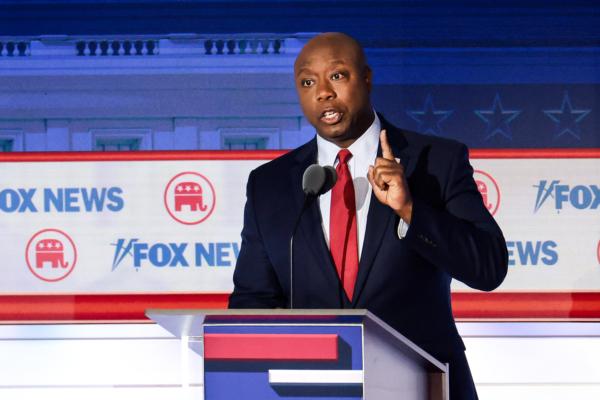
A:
289 119 414 306
290 139 341 290
352 117 412 306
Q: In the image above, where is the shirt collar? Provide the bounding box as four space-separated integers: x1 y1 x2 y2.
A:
317 112 381 167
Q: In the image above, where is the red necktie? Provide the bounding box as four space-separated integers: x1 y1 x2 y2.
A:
330 149 359 301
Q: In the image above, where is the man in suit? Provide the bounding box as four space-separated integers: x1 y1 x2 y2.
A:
229 32 508 399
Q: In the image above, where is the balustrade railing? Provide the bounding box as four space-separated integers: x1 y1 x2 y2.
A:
0 34 298 59
202 38 283 55
75 39 159 56
0 41 31 57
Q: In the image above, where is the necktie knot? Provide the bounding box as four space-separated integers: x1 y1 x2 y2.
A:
337 149 352 165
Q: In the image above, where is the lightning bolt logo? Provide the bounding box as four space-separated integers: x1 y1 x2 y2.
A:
111 238 138 271
533 180 559 212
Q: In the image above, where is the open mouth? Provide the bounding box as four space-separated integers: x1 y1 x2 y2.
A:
320 109 343 125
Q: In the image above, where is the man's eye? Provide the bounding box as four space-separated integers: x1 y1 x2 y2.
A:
301 79 314 87
331 72 344 80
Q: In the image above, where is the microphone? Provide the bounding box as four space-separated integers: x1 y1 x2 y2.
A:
302 164 337 196
289 164 337 308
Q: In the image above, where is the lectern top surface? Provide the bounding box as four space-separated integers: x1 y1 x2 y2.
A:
145 309 371 337
146 309 369 316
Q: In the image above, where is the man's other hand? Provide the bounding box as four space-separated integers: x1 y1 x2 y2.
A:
367 129 413 223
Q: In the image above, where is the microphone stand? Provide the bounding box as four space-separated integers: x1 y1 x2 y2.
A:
289 194 314 309
289 164 336 309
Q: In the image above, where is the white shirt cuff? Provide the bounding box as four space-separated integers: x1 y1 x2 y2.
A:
397 218 409 239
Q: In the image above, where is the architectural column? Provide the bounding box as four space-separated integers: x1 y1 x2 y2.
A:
45 120 70 151
173 119 198 150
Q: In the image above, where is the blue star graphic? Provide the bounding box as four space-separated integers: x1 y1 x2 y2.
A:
543 92 591 140
406 94 453 136
474 93 521 141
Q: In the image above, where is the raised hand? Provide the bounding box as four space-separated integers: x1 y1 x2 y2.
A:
367 129 413 223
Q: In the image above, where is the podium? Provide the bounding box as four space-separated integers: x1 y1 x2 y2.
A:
146 309 448 400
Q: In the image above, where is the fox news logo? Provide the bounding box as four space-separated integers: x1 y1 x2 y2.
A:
0 187 123 213
507 240 558 266
533 180 599 212
111 239 239 270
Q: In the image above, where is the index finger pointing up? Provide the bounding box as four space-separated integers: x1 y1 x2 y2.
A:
380 129 394 160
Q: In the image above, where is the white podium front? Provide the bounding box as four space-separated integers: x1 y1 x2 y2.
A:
146 309 449 400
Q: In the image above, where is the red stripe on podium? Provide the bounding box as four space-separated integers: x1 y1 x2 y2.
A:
204 333 339 361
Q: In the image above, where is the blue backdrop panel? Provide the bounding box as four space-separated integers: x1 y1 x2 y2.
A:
374 85 598 149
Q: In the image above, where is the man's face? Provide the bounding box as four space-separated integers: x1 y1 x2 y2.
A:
294 40 373 147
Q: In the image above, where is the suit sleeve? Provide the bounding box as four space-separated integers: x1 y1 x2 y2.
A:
405 144 508 291
228 170 287 308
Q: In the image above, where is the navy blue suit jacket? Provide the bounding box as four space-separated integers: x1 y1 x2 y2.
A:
229 117 508 363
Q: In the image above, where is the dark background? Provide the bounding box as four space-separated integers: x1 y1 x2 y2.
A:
1 0 598 149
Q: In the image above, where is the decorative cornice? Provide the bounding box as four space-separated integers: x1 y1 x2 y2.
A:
0 33 304 59
0 33 597 85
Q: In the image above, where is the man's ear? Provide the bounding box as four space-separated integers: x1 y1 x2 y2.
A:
364 65 373 92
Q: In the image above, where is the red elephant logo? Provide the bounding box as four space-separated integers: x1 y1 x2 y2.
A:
474 170 500 216
174 181 208 212
164 172 216 225
26 229 77 282
36 239 69 269
476 180 493 212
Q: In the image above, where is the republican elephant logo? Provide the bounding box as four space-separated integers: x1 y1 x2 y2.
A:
164 172 216 225
474 170 500 216
36 239 69 269
476 180 493 212
26 228 77 282
174 181 208 212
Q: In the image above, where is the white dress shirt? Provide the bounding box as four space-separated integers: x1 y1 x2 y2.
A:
317 113 381 259
317 113 409 260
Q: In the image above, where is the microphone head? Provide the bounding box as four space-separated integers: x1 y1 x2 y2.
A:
321 165 337 195
302 164 338 196
302 164 326 196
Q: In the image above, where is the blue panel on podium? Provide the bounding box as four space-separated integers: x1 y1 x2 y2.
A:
204 324 364 400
